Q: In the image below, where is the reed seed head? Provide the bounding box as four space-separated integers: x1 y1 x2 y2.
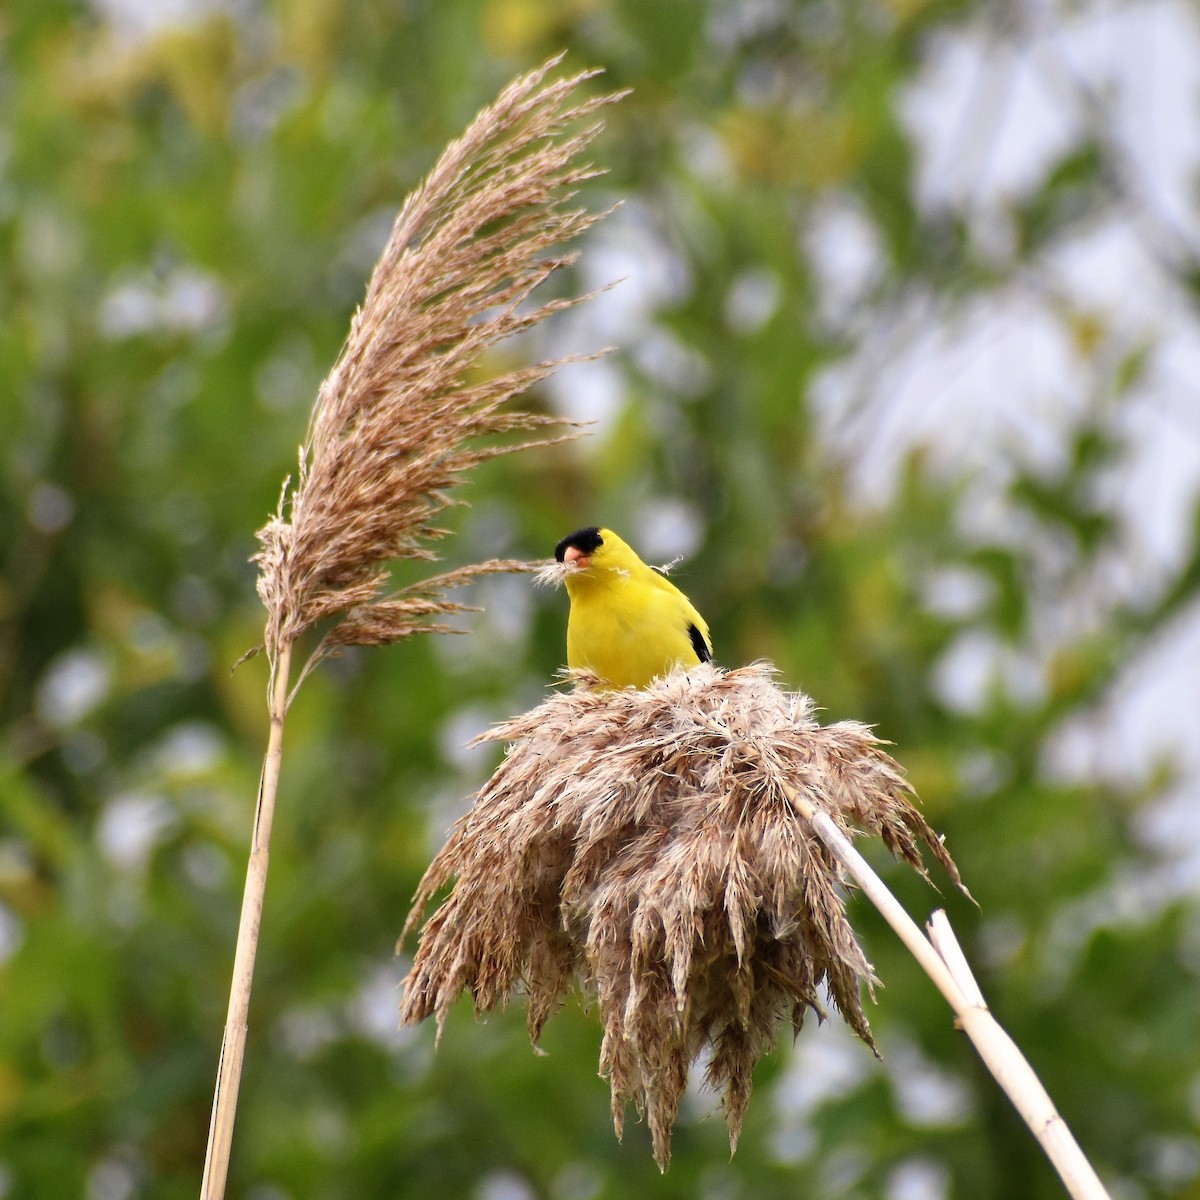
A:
253 56 624 673
399 663 964 1168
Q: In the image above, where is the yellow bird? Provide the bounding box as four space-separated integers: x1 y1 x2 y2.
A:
554 526 713 689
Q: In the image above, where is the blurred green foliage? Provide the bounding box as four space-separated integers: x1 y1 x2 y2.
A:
2 2 1199 1198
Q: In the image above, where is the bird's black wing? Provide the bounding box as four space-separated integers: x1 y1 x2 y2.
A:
688 623 712 663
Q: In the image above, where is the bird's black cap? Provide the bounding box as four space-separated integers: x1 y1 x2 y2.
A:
555 527 603 562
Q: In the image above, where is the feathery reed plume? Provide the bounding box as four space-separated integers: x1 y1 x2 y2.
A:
201 57 623 1200
399 663 965 1168
256 54 623 680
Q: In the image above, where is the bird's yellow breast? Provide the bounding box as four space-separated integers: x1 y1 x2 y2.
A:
564 566 708 689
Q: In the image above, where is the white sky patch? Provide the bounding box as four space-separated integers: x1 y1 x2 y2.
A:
901 1 1200 236
275 1002 339 1062
148 722 225 777
27 483 75 535
1097 376 1200 591
681 1045 724 1122
473 575 534 648
475 1171 536 1200
813 286 1086 507
435 573 537 681
437 705 501 774
884 1039 975 1128
182 843 228 891
541 200 692 432
933 628 1048 714
36 648 112 728
1044 599 1200 870
97 793 179 872
346 963 414 1048
1045 215 1185 337
1142 1136 1200 1193
724 266 783 334
920 565 995 621
677 118 734 186
254 333 320 414
1035 862 1196 999
0 904 24 966
577 202 694 343
931 629 1002 715
98 266 228 341
86 1149 145 1200
542 355 625 428
769 1022 878 1162
1048 0 1200 248
886 1157 952 1200
634 497 705 564
804 194 886 329
90 0 236 42
899 23 1084 215
633 328 713 399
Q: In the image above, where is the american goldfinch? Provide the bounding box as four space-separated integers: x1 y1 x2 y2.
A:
553 526 712 689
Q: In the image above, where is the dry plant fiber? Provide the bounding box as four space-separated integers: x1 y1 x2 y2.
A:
254 54 624 682
202 58 623 1200
400 663 965 1168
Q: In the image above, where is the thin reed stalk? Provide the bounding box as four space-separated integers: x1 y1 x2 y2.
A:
201 643 291 1197
785 785 1112 1200
200 55 622 1200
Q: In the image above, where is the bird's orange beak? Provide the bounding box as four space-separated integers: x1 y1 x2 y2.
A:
563 545 591 570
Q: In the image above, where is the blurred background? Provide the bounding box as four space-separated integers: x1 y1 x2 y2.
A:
3 0 1200 1197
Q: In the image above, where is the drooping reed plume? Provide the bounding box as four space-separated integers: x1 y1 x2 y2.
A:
202 58 623 1200
399 663 966 1168
400 668 1111 1199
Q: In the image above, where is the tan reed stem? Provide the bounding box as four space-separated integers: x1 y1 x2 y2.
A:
780 782 1112 1200
201 55 620 1194
200 641 293 1200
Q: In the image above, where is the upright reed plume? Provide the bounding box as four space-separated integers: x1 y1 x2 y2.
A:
201 57 623 1200
256 55 620 677
400 664 964 1167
